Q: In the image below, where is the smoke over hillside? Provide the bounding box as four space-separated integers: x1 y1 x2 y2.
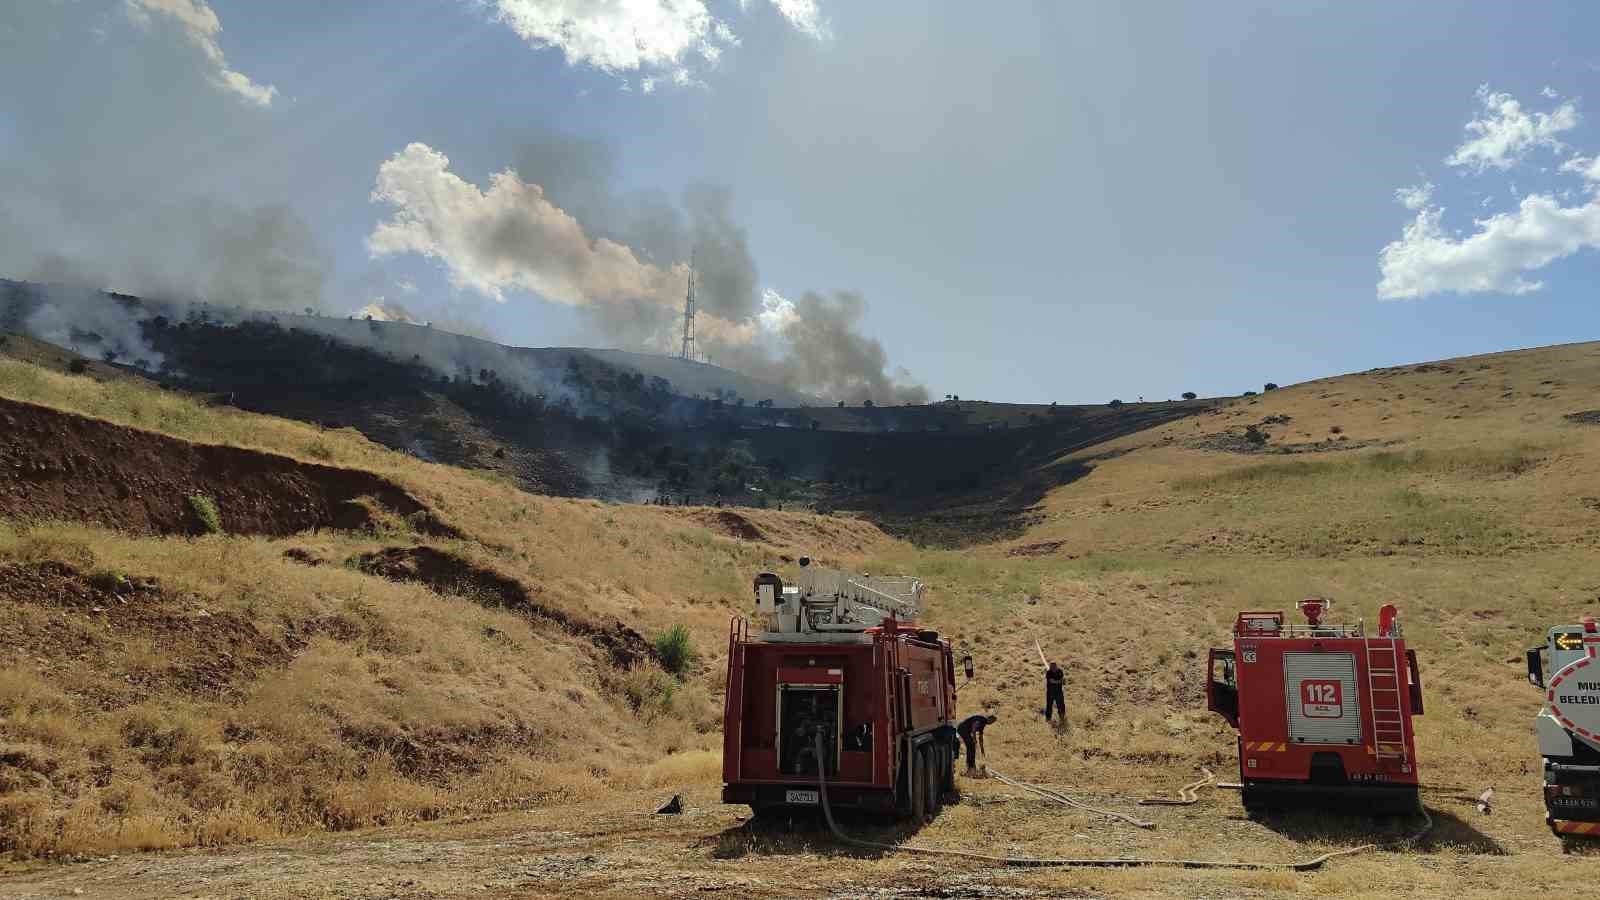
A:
368 139 928 405
0 4 330 315
0 6 923 406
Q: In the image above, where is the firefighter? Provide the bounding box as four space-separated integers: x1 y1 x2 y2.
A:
1043 661 1067 723
955 713 996 774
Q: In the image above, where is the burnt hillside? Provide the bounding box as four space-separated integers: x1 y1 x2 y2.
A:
1 280 1219 543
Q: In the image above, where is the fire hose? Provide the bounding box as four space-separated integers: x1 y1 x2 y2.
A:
812 734 1433 872
989 771 1155 829
1137 768 1215 806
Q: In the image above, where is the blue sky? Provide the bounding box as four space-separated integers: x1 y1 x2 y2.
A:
5 1 1600 404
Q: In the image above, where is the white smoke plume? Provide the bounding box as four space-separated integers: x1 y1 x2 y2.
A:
367 139 928 404
0 3 328 315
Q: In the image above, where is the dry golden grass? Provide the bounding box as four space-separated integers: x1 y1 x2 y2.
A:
4 341 1600 896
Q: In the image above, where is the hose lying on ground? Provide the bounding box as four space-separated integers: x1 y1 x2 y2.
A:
1138 768 1216 806
813 734 1433 872
989 770 1156 829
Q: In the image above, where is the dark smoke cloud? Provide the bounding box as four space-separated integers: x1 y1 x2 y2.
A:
387 131 928 404
0 3 330 314
705 290 928 405
511 138 759 325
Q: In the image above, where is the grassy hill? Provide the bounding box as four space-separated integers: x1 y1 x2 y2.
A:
2 340 1599 897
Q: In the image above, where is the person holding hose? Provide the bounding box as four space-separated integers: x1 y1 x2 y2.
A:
1041 641 1067 725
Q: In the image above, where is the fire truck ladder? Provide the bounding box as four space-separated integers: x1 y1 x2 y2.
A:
1363 636 1408 765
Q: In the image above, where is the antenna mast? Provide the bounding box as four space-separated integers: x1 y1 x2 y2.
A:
679 250 697 361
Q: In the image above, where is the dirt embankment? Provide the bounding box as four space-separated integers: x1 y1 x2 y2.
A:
0 397 454 537
0 561 287 709
350 545 652 668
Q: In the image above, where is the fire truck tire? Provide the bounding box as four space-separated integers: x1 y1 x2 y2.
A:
1239 785 1265 818
923 748 941 819
939 742 955 795
909 750 926 824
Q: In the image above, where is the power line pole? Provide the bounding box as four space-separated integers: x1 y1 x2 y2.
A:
679 250 697 361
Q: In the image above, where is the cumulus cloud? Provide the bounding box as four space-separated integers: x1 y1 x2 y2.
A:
357 300 423 323
486 0 724 79
1445 85 1578 172
477 0 825 90
1377 195 1600 299
1394 182 1434 210
366 140 926 403
368 143 686 310
1560 155 1600 185
769 0 828 39
125 0 276 106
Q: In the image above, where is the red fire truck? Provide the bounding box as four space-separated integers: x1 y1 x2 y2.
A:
1206 598 1425 813
721 558 970 820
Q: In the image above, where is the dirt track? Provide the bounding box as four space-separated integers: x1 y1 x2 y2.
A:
2 773 1580 900
0 397 453 537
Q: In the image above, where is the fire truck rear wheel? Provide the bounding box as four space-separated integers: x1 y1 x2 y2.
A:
922 748 941 819
915 746 928 826
1240 786 1266 819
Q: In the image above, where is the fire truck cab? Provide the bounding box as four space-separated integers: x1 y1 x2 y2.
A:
1207 598 1424 814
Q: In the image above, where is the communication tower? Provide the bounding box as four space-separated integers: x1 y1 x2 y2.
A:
679 251 697 361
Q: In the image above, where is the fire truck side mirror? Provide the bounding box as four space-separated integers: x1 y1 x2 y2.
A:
1528 647 1545 689
962 655 975 680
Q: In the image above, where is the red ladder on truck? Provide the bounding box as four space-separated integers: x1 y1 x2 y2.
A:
1363 636 1408 765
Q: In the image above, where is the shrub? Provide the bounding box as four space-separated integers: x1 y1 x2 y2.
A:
1108 399 1123 408
68 359 89 375
653 624 697 676
1244 425 1268 446
187 494 222 535
1264 382 1279 391
1181 392 1197 400
1329 425 1343 435
621 664 678 717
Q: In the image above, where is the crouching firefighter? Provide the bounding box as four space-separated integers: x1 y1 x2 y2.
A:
955 713 996 774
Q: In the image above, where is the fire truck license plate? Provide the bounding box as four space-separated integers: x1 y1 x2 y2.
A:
1301 679 1344 718
786 790 819 805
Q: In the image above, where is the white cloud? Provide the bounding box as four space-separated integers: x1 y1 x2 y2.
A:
125 0 276 106
769 0 828 39
1394 182 1433 210
367 142 685 308
477 0 825 90
484 0 730 74
1445 85 1578 173
1543 85 1561 99
1377 195 1600 299
1560 155 1600 184
357 300 423 324
757 287 799 333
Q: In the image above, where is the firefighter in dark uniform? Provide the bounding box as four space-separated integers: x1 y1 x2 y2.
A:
955 713 996 773
1044 661 1066 723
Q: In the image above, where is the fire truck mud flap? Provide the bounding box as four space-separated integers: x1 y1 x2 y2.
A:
1240 780 1421 816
